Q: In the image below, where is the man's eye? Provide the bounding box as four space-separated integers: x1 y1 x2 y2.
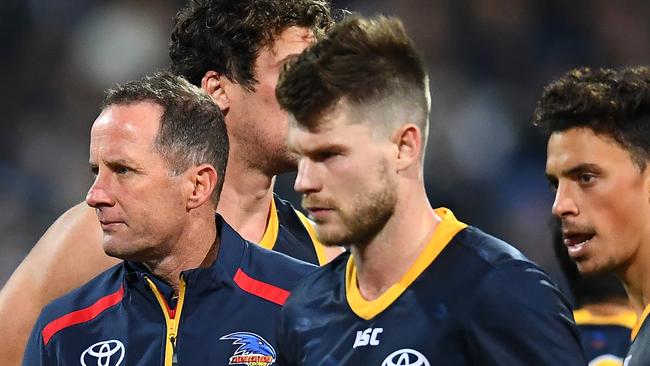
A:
116 166 130 175
315 151 339 162
578 173 595 184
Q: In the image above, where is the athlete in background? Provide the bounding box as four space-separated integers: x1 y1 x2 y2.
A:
540 66 650 366
0 1 340 364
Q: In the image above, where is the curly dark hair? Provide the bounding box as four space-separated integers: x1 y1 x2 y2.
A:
169 0 333 92
276 15 429 130
534 66 650 170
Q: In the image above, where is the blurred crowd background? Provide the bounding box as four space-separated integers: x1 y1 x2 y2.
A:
1 0 649 292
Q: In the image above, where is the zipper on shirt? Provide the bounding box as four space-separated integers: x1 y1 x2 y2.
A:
145 276 187 366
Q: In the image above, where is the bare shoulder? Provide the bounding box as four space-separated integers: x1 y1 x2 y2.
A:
14 202 119 292
0 202 119 365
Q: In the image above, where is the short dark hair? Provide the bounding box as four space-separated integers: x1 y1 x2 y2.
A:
103 71 229 203
551 218 627 307
169 0 333 91
276 15 429 131
534 66 650 170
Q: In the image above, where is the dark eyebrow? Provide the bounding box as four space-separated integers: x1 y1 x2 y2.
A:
307 142 345 155
562 163 601 177
88 159 139 171
545 163 601 182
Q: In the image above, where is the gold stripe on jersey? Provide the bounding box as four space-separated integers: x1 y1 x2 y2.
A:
574 308 636 329
346 207 468 320
258 197 279 251
631 304 650 341
295 210 328 266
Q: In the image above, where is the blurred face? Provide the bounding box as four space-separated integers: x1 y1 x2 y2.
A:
227 26 315 174
86 102 189 262
546 127 650 275
288 102 398 247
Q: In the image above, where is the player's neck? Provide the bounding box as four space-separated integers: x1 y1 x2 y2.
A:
620 242 650 316
351 186 440 301
143 210 219 296
216 157 276 244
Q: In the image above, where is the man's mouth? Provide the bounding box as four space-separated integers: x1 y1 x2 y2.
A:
304 207 333 221
98 218 126 230
563 232 595 257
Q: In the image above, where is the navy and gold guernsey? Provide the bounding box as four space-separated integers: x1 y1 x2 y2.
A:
573 308 635 365
625 305 650 366
260 194 328 266
277 208 585 366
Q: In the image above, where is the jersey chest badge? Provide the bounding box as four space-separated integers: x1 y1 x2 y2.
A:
382 348 430 366
353 327 383 348
80 339 125 366
220 332 276 366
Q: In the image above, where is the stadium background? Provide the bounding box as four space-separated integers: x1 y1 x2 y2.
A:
0 0 648 296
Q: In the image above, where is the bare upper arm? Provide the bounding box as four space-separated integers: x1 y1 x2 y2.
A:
0 202 120 365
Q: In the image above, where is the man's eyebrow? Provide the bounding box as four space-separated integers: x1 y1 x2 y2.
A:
89 158 139 169
546 163 601 181
545 162 601 178
562 163 601 176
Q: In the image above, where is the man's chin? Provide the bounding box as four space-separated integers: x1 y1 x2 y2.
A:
315 227 347 248
103 240 136 261
575 260 614 277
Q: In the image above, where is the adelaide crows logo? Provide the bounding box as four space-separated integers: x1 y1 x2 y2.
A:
220 332 276 366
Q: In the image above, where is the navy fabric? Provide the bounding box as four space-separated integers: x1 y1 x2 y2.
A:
272 194 320 265
277 226 585 366
23 216 316 366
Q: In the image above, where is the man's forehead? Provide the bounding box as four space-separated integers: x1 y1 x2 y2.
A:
546 127 634 171
268 26 315 57
93 102 162 140
547 128 620 154
546 130 589 167
289 113 371 150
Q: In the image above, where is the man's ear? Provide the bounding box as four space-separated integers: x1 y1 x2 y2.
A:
392 124 422 171
186 164 219 210
201 71 230 113
644 163 650 205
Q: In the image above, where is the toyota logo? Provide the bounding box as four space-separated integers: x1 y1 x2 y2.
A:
382 348 430 366
80 340 125 366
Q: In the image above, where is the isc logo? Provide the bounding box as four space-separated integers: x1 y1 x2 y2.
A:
353 328 383 348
